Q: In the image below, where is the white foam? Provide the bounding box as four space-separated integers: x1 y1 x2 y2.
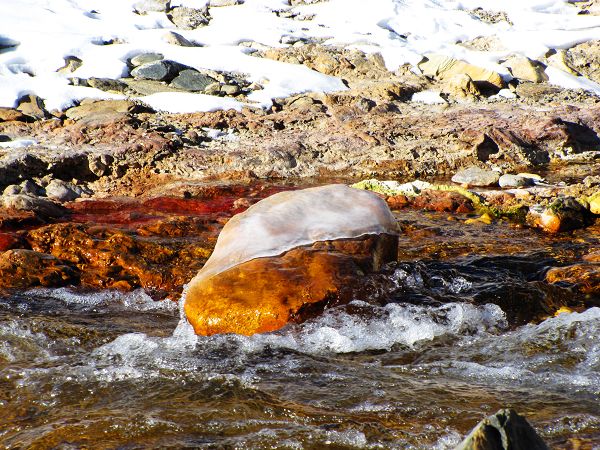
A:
26 287 179 312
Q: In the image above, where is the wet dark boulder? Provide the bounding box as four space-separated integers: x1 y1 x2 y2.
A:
456 409 548 450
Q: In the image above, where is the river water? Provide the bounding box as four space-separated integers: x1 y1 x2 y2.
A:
1 210 599 449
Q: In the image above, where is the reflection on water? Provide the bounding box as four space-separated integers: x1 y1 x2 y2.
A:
1 212 600 449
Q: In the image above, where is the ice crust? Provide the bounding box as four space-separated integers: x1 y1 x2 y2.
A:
2 0 600 113
187 184 399 286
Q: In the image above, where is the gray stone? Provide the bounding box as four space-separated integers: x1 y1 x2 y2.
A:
20 180 44 196
87 77 129 94
452 167 500 187
130 52 164 67
498 174 535 188
170 70 217 91
44 180 81 202
456 408 548 450
120 78 182 95
16 94 48 120
133 0 170 14
131 60 187 82
204 82 221 95
168 6 210 30
162 31 196 47
2 194 66 218
221 83 241 96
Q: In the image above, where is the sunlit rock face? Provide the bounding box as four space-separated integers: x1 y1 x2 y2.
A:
184 185 399 336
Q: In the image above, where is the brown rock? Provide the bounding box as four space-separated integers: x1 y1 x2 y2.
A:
16 94 48 120
0 249 79 288
184 234 398 336
386 194 409 210
412 190 474 213
0 108 29 122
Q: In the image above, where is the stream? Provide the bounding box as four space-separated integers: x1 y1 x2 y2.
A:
1 207 599 449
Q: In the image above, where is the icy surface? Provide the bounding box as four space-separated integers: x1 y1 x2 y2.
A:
1 0 600 113
188 184 399 285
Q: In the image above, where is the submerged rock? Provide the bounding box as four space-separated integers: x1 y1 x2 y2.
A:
456 408 548 450
184 185 399 336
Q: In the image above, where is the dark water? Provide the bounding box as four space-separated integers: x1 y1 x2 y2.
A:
1 211 599 449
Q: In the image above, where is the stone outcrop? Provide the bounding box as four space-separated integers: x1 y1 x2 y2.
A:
184 185 399 335
456 409 548 450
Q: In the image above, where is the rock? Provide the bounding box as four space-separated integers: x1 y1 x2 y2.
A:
0 249 79 289
44 180 81 202
220 83 240 96
65 99 148 121
589 191 600 214
411 190 474 213
0 107 28 122
2 194 67 219
546 263 600 294
452 167 500 187
16 94 48 120
131 60 187 82
121 78 182 95
86 77 129 94
184 185 399 336
498 174 535 188
88 154 113 177
130 52 164 67
503 56 549 83
418 54 504 91
170 70 217 91
456 408 548 450
565 40 600 84
133 0 170 14
545 49 579 76
162 31 196 47
57 56 82 74
442 73 481 100
0 233 22 252
168 6 210 30
2 185 21 196
20 180 44 196
528 197 592 233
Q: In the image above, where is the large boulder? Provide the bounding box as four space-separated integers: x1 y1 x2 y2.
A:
184 185 399 336
418 54 504 91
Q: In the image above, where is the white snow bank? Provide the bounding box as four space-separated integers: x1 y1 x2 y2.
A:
1 0 600 114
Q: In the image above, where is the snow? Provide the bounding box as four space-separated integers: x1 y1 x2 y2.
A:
1 0 600 113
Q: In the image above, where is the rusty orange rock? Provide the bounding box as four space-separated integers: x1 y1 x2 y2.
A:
0 249 79 288
184 234 398 336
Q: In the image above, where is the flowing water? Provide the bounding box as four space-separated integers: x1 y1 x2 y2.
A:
1 210 599 449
